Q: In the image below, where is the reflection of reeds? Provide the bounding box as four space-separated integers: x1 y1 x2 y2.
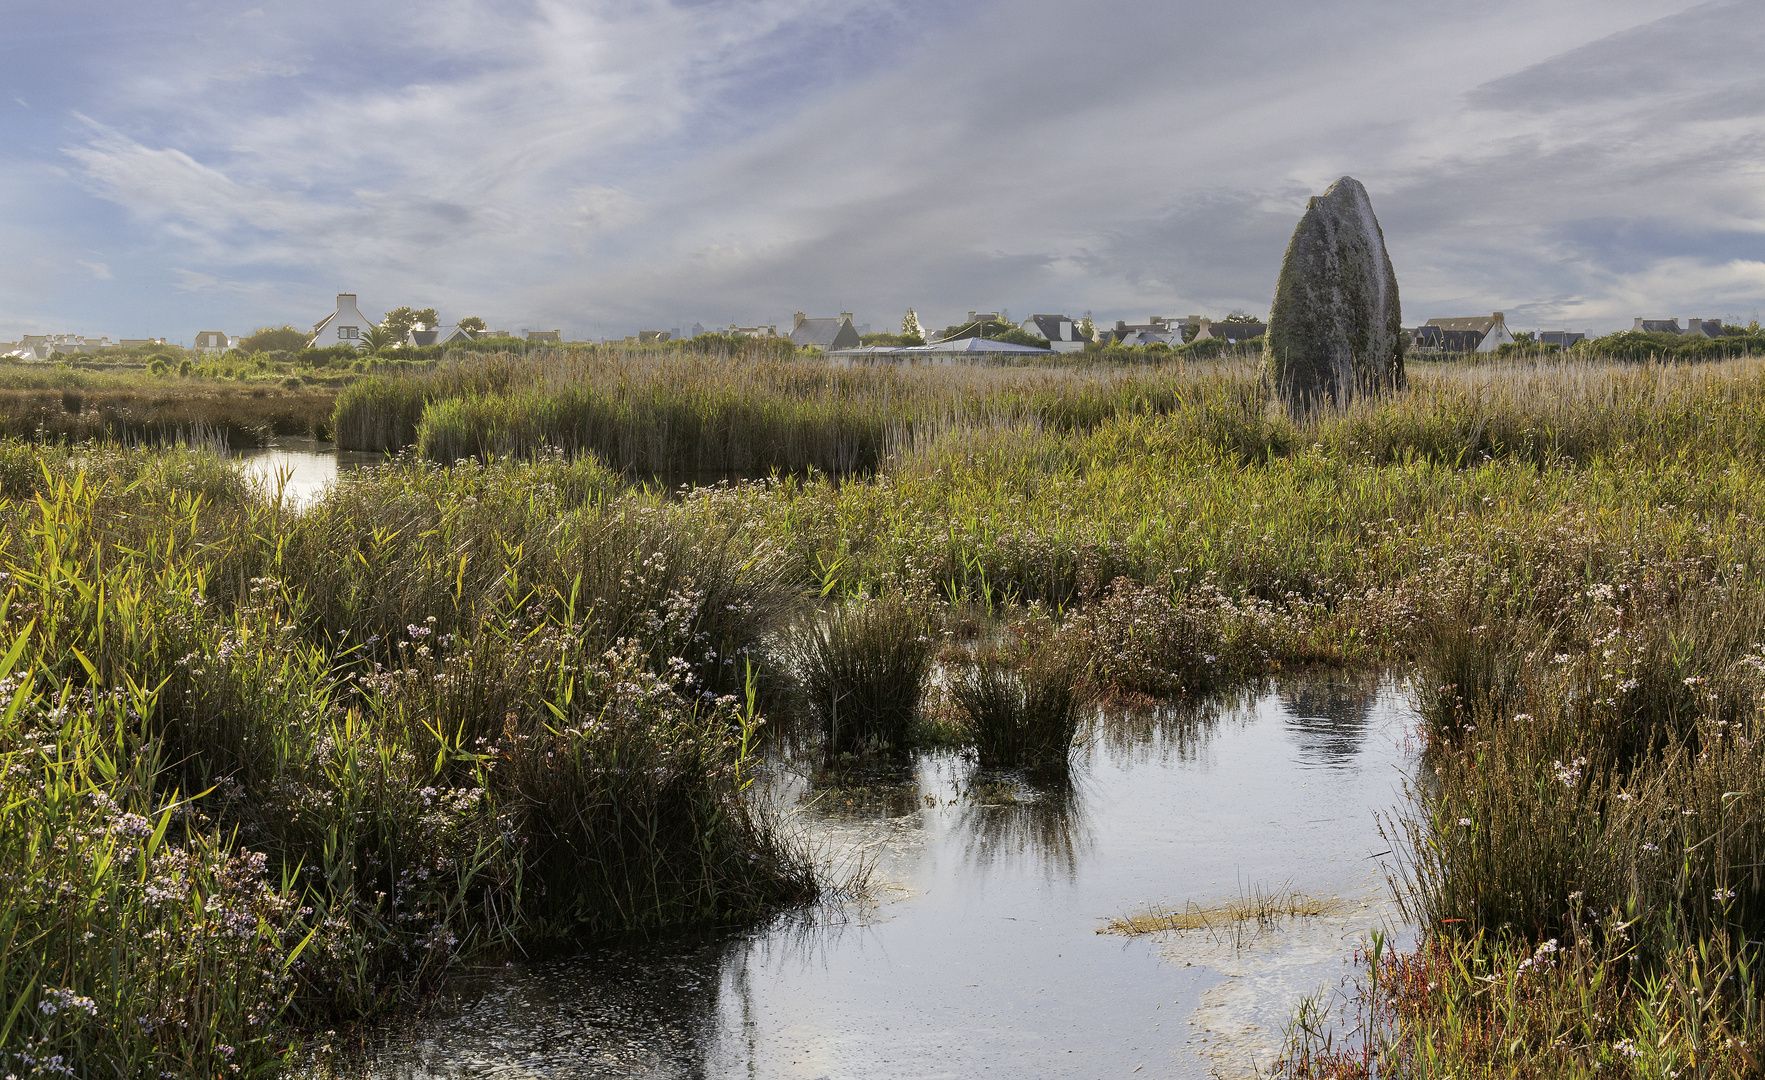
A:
953 782 1090 879
1092 681 1262 765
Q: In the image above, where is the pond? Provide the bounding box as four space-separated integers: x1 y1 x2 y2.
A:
344 673 1417 1079
233 440 380 503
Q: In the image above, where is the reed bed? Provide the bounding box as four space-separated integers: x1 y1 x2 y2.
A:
0 448 815 1074
0 384 337 445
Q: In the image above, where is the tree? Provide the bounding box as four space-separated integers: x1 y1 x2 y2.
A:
937 316 1019 342
236 325 309 353
381 306 439 342
901 309 923 339
361 324 401 353
1079 312 1096 341
457 316 487 334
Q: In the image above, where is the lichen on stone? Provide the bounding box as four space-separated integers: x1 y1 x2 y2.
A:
1261 176 1404 409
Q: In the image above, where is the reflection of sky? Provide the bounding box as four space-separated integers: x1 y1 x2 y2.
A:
358 676 1417 1078
4 1 1763 342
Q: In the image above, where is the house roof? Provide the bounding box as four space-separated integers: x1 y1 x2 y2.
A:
1426 314 1503 334
828 338 1052 358
789 316 860 349
1025 315 1075 341
407 330 440 347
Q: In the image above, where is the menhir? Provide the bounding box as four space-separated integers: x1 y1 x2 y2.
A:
1261 176 1404 408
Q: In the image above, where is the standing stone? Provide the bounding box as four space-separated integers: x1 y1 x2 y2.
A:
1261 176 1404 408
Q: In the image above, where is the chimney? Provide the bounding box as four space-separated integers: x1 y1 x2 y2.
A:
1492 311 1505 324
1687 317 1702 337
1115 320 1127 332
968 312 979 323
793 312 806 331
839 312 854 325
1634 318 1645 331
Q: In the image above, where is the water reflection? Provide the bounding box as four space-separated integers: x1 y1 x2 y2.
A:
349 672 1413 1080
1092 682 1262 767
1279 671 1382 768
952 778 1091 880
232 440 381 504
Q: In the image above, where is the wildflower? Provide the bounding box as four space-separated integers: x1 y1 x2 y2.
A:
1617 792 1634 802
1612 1037 1640 1059
1514 712 1533 722
1714 888 1737 901
1458 817 1473 826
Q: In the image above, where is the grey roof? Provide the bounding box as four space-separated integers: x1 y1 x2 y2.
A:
827 338 1052 358
790 317 861 350
1026 314 1075 341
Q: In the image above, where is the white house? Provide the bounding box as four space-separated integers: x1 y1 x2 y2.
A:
193 331 231 355
1019 315 1086 353
308 293 375 347
1413 312 1514 353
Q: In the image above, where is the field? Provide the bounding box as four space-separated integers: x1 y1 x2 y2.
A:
4 345 1765 1075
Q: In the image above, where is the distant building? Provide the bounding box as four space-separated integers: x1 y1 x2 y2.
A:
1634 317 1721 337
1106 317 1185 346
727 324 780 338
1189 317 1266 344
789 311 862 351
1412 312 1514 353
525 330 562 343
193 331 231 355
405 325 478 347
309 294 374 348
690 322 707 338
637 330 673 343
10 333 121 358
119 338 166 349
1538 331 1587 349
1019 315 1086 353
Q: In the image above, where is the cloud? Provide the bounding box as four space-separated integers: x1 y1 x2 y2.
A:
76 260 111 280
12 0 1762 340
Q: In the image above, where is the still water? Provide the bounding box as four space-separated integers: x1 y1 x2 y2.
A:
351 674 1418 1079
232 440 379 503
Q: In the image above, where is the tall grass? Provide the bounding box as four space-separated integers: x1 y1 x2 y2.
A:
0 448 817 1073
18 350 1765 1072
952 644 1086 772
785 595 934 758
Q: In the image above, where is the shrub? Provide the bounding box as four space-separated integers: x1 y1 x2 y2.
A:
787 595 933 757
952 643 1086 772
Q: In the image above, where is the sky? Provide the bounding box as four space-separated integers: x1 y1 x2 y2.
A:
1 0 1762 345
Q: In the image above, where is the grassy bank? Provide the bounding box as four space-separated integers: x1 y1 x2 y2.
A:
12 349 1765 1073
0 447 815 1075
